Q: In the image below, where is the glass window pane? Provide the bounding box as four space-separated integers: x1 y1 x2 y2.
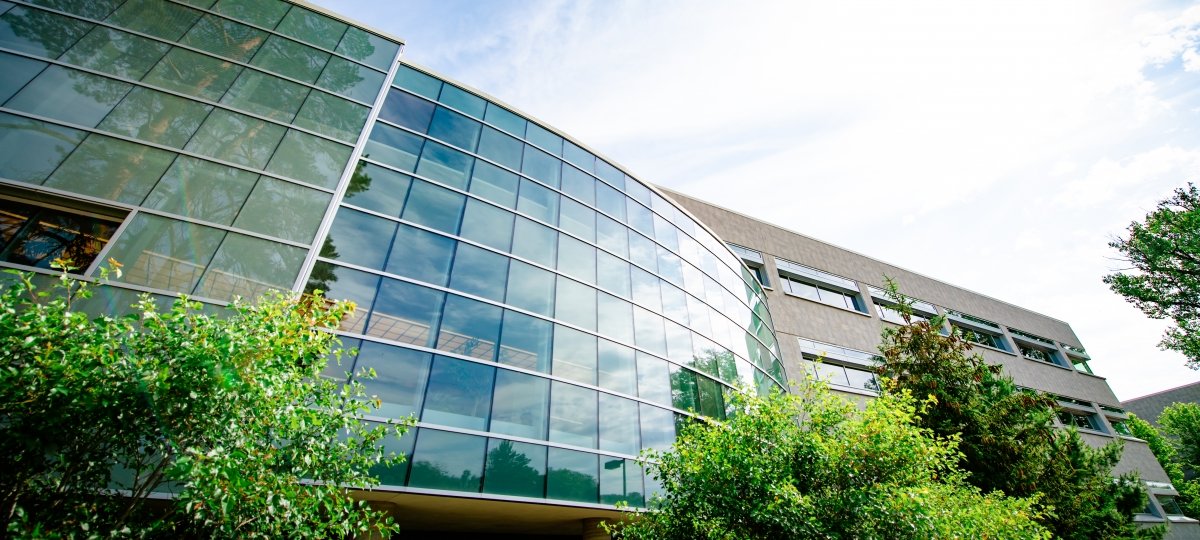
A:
317 56 384 104
143 48 242 102
105 0 200 41
511 217 556 268
106 214 224 294
0 52 44 104
44 134 174 204
546 448 598 503
61 26 167 79
402 179 464 234
499 310 552 373
428 106 481 151
384 223 455 286
555 277 596 332
381 87 436 131
639 403 675 452
250 35 329 84
484 102 524 137
601 458 644 507
563 140 594 173
628 232 658 273
185 109 286 169
598 340 636 395
557 235 595 283
180 14 265 63
275 6 346 50
337 27 398 70
549 382 597 448
599 394 640 455
596 182 626 221
353 341 431 420
483 439 546 498
597 293 634 345
627 200 654 237
368 278 443 347
490 370 550 439
7 65 130 128
416 140 473 190
422 356 495 431
0 6 93 59
459 199 514 252
438 295 502 361
845 367 878 392
303 262 377 333
449 243 509 303
660 283 689 326
369 421 413 485
521 145 560 188
596 216 628 258
323 207 397 270
596 252 631 299
525 123 562 156
365 122 423 172
634 307 667 356
631 267 662 312
392 64 441 100
408 429 485 492
98 87 211 149
0 200 118 271
637 353 671 405
553 325 597 386
670 365 698 412
212 0 289 28
560 165 595 206
23 0 121 19
294 90 368 143
505 260 555 317
696 376 724 420
477 126 522 171
194 233 304 301
655 216 679 252
559 198 595 242
265 130 352 189
517 178 558 225
142 156 259 225
439 84 485 118
469 161 519 209
221 69 309 122
343 161 409 215
232 177 330 243
623 174 648 203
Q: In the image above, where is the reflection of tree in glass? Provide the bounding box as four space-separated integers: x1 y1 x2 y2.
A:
345 158 372 197
2 7 94 58
408 461 480 492
484 441 543 497
0 200 117 270
304 243 340 294
337 30 377 62
548 467 598 502
318 57 366 96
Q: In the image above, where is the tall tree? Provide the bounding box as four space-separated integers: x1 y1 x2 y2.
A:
1105 183 1200 369
605 382 1050 540
1127 411 1200 519
0 267 406 538
877 281 1160 539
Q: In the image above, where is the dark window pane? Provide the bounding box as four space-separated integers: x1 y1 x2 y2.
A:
324 207 398 269
304 262 377 333
142 156 259 226
490 370 550 439
599 394 640 455
459 199 514 252
546 448 597 503
552 325 596 385
0 52 45 104
212 0 289 28
317 56 384 103
233 178 330 243
105 0 200 41
505 260 555 317
98 87 211 149
294 90 369 143
0 7 93 59
7 66 130 128
180 14 266 63
352 340 434 420
185 109 286 169
402 180 465 234
344 161 411 215
392 64 441 100
422 356 495 431
380 87 434 132
105 214 224 294
428 106 481 151
337 27 398 70
696 375 724 420
61 26 168 79
510 217 556 268
449 243 509 303
416 140 472 190
0 200 118 271
499 310 552 373
24 0 121 19
484 102 524 137
193 233 304 301
365 122 423 172
469 161 519 209
44 134 175 205
275 5 346 50
221 69 309 122
368 278 443 347
250 35 330 84
439 84 485 118
384 223 454 286
408 429 485 492
142 48 241 102
483 439 546 498
265 130 352 189
437 294 502 361
549 381 597 448
521 145 560 188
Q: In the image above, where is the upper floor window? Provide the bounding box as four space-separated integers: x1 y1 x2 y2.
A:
867 286 937 325
728 243 771 289
796 338 879 393
775 258 865 313
1056 409 1102 431
946 310 1010 352
0 196 122 272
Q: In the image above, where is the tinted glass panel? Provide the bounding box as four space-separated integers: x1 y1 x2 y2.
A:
105 214 224 294
384 223 454 286
251 35 330 84
469 161 519 208
517 179 557 225
428 106 481 151
483 102 525 137
549 382 597 448
560 165 595 206
499 310 552 373
212 0 289 28
61 26 167 79
185 110 286 169
483 439 545 498
44 134 175 205
408 429 485 492
142 156 259 225
401 180 464 234
546 448 597 503
601 458 644 506
105 0 200 41
337 27 398 70
439 84 486 118
265 130 352 189
449 243 508 303
552 325 596 385
599 393 640 455
559 199 595 242
317 56 384 104
7 66 129 128
0 52 44 104
476 126 522 171
557 236 595 284
555 277 596 331
634 307 667 356
525 123 562 156
98 88 211 149
0 200 118 271
221 69 309 121
597 293 634 344
521 145 560 188
294 90 368 143
596 216 628 258
180 14 265 63
368 278 443 347
304 262 376 332
24 0 120 19
422 356 495 431
596 252 631 299
324 207 397 270
353 341 431 419
438 295 502 361
510 217 556 268
639 403 675 451
505 260 555 317
0 7 92 59
598 340 636 395
490 370 550 439
365 122 423 172
275 6 346 50
233 178 330 243
143 48 241 101
562 140 594 173
416 140 472 190
459 199 514 252
193 233 304 301
392 64 441 100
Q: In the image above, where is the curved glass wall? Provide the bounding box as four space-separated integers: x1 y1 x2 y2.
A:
0 0 786 510
310 62 786 507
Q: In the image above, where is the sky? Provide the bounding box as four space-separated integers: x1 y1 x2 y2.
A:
314 0 1200 401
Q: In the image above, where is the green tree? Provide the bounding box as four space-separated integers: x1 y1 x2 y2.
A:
605 382 1050 540
0 267 406 538
1105 183 1200 369
877 281 1160 539
1129 406 1200 518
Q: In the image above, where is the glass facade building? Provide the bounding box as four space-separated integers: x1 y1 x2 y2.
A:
0 0 786 521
